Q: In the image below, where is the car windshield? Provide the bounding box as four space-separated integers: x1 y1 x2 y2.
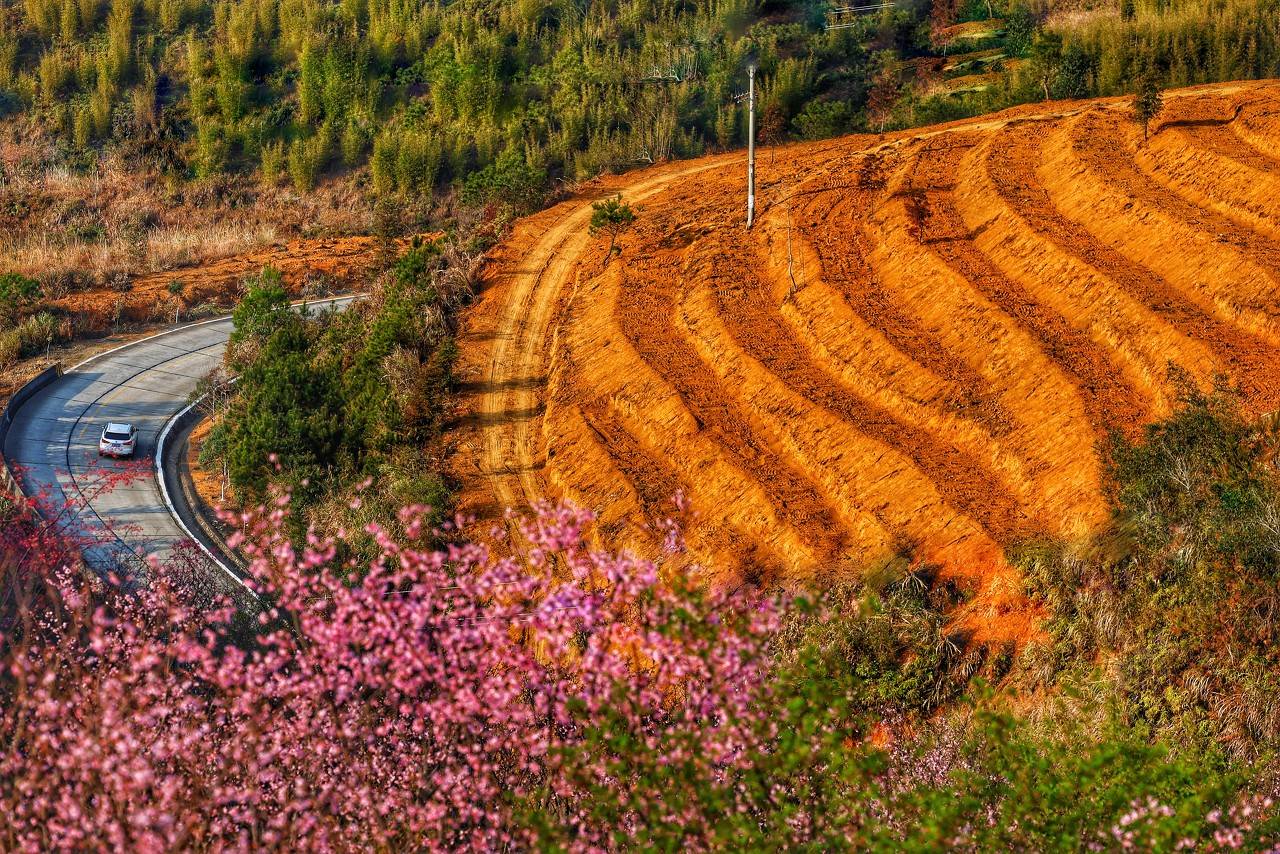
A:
104 431 132 441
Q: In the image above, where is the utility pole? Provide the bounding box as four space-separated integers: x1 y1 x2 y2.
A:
731 61 759 227
746 63 756 229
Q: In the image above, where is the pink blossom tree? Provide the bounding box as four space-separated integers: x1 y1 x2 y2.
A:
0 491 860 850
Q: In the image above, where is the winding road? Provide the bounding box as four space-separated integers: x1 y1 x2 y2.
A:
3 297 352 595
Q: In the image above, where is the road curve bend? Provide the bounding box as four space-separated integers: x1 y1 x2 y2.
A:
3 297 353 594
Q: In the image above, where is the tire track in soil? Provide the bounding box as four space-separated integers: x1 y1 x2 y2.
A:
474 159 731 519
902 136 1149 435
614 255 848 561
987 120 1280 412
702 228 1034 543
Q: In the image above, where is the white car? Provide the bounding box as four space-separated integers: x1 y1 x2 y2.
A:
98 423 138 458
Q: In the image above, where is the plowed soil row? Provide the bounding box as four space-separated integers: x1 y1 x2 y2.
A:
615 249 848 561
1065 111 1280 343
1234 97 1280 160
908 136 1146 435
1141 100 1280 239
708 227 1028 548
454 81 1280 640
1188 121 1280 172
985 121 1280 410
792 176 998 421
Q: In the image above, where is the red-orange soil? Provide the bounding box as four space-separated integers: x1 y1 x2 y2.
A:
46 235 395 330
455 81 1280 641
188 417 225 511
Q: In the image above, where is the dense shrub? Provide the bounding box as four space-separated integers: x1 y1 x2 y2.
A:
459 149 549 216
791 99 855 140
209 239 469 531
0 271 41 326
286 128 332 192
216 270 343 500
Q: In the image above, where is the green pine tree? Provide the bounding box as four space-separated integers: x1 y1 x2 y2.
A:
1134 72 1164 140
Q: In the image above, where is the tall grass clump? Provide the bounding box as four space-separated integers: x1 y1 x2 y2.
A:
1017 371 1280 756
0 311 60 367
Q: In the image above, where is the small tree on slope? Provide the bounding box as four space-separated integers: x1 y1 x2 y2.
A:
1134 73 1164 141
589 195 636 260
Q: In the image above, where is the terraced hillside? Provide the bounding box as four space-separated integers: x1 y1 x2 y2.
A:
456 81 1280 630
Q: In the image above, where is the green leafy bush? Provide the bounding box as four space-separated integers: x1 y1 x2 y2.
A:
224 319 344 500
792 100 854 140
459 149 547 214
287 126 333 192
0 272 41 326
212 240 469 531
890 707 1274 849
1004 2 1039 56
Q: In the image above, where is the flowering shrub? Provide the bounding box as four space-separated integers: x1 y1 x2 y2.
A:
1 493 860 850
3 487 1280 851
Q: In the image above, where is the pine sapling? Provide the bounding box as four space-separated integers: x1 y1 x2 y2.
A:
1134 73 1164 141
588 195 636 262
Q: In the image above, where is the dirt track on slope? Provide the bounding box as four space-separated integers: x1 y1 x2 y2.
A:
454 81 1280 640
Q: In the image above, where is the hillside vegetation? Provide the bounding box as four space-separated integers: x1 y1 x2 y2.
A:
1 0 1278 197
10 380 1280 845
6 0 1280 845
198 237 477 543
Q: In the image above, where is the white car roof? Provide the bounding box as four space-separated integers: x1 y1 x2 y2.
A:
104 422 134 433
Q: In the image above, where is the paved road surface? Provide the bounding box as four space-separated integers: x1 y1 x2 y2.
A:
4 297 351 593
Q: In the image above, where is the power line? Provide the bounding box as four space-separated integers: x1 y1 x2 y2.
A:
640 65 684 83
825 0 895 30
829 2 896 12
